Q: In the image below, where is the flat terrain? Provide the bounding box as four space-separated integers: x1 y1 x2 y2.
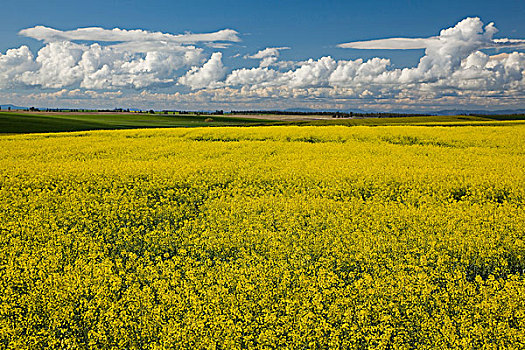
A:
0 111 274 133
2 111 525 134
1 124 524 348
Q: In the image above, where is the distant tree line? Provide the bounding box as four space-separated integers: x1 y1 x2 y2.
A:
229 110 430 118
468 113 525 120
155 110 224 115
37 108 131 113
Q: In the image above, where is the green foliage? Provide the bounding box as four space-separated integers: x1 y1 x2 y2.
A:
2 111 525 135
0 112 272 134
1 125 525 348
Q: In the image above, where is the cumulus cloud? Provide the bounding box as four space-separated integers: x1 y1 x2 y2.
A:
0 25 242 90
339 20 525 50
285 56 337 87
1 17 524 111
397 17 502 82
329 57 393 86
19 41 85 88
246 47 290 67
225 67 283 87
219 17 524 98
10 41 205 89
0 46 38 88
2 25 237 89
178 52 226 89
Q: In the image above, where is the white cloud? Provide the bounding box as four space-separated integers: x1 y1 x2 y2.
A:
3 25 236 90
329 57 393 86
0 46 37 88
285 56 337 87
178 52 226 89
4 24 216 89
397 18 500 83
225 67 283 87
206 43 233 49
8 41 204 89
339 18 525 50
19 41 85 88
246 47 290 68
25 88 124 100
20 26 240 44
0 17 524 111
338 38 435 50
491 38 525 49
220 17 525 96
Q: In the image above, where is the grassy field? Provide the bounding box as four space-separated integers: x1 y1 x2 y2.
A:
2 111 525 134
1 124 524 348
295 114 525 127
0 112 274 133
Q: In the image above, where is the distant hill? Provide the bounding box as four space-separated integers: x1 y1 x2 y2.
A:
0 104 28 110
283 107 368 114
285 107 525 115
435 109 525 115
2 104 523 116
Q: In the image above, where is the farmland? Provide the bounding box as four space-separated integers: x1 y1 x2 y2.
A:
2 111 525 134
0 112 274 134
1 124 525 348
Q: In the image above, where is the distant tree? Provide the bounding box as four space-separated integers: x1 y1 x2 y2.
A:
149 110 155 114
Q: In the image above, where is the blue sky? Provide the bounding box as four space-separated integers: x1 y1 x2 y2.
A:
0 0 524 111
3 0 523 62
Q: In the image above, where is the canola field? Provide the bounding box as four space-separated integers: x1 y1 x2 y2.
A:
1 124 525 349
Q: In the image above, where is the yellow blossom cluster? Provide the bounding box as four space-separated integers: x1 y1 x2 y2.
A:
1 125 524 349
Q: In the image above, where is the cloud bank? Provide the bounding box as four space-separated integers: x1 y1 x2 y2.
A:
1 17 524 110
246 47 290 68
